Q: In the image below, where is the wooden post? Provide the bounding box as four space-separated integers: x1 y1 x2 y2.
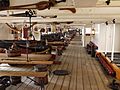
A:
82 26 85 47
111 19 116 62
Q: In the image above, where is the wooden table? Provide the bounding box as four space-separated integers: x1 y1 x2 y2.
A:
0 53 53 65
48 41 65 46
0 64 48 89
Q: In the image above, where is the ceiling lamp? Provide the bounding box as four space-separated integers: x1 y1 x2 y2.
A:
112 19 115 24
105 21 108 25
105 0 110 5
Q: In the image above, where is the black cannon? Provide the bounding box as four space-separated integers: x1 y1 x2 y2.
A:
0 76 11 90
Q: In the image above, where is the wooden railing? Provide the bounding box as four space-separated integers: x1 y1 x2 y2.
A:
96 52 116 77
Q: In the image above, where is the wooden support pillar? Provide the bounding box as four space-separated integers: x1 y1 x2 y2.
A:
111 19 116 62
82 26 85 47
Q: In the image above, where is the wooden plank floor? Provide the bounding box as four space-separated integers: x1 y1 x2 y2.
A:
6 34 111 90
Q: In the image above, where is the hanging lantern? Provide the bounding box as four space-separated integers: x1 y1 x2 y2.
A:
92 28 95 35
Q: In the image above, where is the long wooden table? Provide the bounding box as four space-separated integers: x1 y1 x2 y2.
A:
0 53 53 80
0 53 53 65
48 41 65 46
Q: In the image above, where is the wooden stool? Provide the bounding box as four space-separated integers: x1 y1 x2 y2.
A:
34 65 48 85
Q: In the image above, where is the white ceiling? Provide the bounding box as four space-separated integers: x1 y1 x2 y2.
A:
1 0 120 26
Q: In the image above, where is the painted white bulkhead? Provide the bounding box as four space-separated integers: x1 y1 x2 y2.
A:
92 23 120 52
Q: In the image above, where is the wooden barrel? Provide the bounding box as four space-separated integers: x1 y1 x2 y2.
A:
34 65 48 85
11 76 21 85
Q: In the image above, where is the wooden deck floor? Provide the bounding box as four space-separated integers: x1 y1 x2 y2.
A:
6 35 111 90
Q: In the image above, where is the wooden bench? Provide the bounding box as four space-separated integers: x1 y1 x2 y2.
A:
86 41 93 54
0 53 54 65
86 41 98 57
96 52 116 77
0 60 53 65
0 71 47 77
48 41 65 46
